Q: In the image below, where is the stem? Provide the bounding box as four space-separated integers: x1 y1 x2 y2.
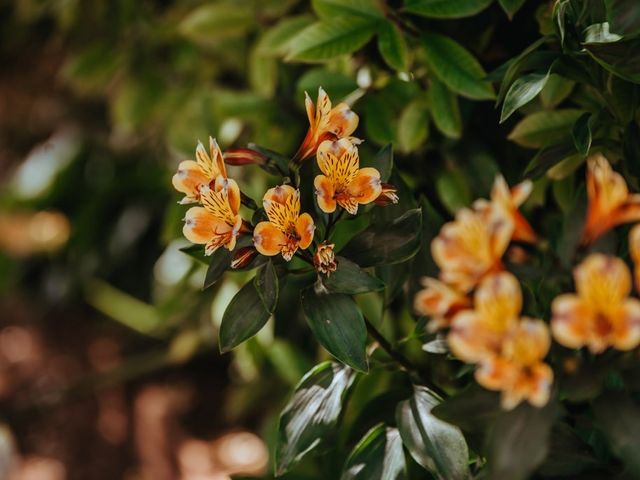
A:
325 209 346 241
240 192 258 210
364 317 447 398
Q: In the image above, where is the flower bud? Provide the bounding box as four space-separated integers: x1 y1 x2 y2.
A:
223 148 267 166
231 247 258 269
314 242 337 275
374 183 399 206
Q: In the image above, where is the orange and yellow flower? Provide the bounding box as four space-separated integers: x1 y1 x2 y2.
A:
448 272 553 410
183 179 245 255
629 224 640 294
253 185 315 261
581 154 640 244
414 277 470 331
431 203 513 293
172 137 229 204
293 87 359 162
551 253 640 353
314 139 382 215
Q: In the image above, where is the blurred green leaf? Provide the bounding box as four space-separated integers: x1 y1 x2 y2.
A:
297 69 358 101
341 424 406 480
287 18 378 62
364 96 396 145
180 244 209 264
341 208 422 267
498 0 526 19
431 384 501 432
178 4 254 44
276 362 357 475
585 37 640 84
422 32 495 100
367 144 394 182
524 142 579 179
507 109 583 148
256 15 315 57
500 70 551 122
606 0 640 37
436 170 471 213
404 0 492 18
378 21 410 71
428 78 462 139
323 256 385 294
397 100 429 153
572 112 592 156
396 386 469 480
540 74 575 108
313 0 385 19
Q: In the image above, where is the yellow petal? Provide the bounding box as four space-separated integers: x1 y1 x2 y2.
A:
315 87 332 133
263 185 297 205
348 167 382 205
336 196 359 215
213 176 241 215
253 221 286 257
574 254 631 311
523 362 553 408
474 272 522 333
264 188 300 232
295 213 315 250
172 160 209 202
502 318 550 366
183 207 231 245
201 187 236 225
448 310 503 364
314 175 337 214
630 224 640 292
209 136 227 178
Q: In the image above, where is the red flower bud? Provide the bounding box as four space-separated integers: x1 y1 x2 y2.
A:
374 183 399 206
231 247 258 269
223 148 267 166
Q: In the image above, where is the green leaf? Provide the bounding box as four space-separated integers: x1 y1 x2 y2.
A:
540 74 575 108
593 392 640 476
323 256 385 294
404 0 492 19
301 288 368 372
297 68 359 101
498 0 526 19
486 401 561 480
421 32 495 100
254 261 279 314
396 386 469 480
341 424 406 480
179 244 208 264
572 112 592 156
606 0 640 37
431 384 501 433
397 100 429 153
378 22 410 71
203 248 232 289
219 281 271 353
584 37 640 84
367 144 394 182
341 208 422 267
364 96 396 145
428 78 462 139
500 70 551 122
276 362 357 475
256 15 315 57
524 142 578 179
435 170 471 213
287 18 378 62
313 0 385 19
583 22 623 44
507 109 583 148
178 4 254 44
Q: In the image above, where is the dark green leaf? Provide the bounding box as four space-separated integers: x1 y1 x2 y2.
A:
180 244 208 264
323 256 385 295
431 384 501 432
540 74 575 108
256 15 315 57
341 424 406 480
486 401 561 480
572 112 592 156
507 109 583 148
287 18 378 62
584 37 640 84
397 100 429 153
276 362 357 475
435 169 471 213
297 68 359 102
313 0 385 19
538 423 598 477
203 248 232 289
368 144 394 182
593 392 640 476
178 4 254 43
396 386 469 480
301 288 368 372
254 261 279 314
219 281 271 353
500 71 551 122
498 0 526 18
524 142 578 179
421 32 495 100
606 0 640 37
404 0 492 19
341 209 422 267
429 78 462 139
378 22 410 72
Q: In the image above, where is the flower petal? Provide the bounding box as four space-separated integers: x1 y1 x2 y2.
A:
414 277 470 321
213 176 241 215
574 254 631 311
328 102 359 138
612 298 640 351
172 160 209 202
503 318 550 366
295 213 315 250
183 207 230 245
348 167 382 205
448 310 502 364
253 221 286 257
314 175 337 213
474 272 522 333
475 356 517 392
263 185 296 205
551 293 592 350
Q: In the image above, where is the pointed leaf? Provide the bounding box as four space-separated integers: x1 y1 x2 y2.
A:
341 424 406 480
254 260 279 314
219 281 271 353
378 21 410 71
396 386 469 480
397 100 430 153
507 109 583 148
203 247 232 289
500 70 551 122
301 288 368 372
429 78 462 139
276 362 357 475
498 0 527 18
405 0 492 19
572 112 592 156
323 256 385 294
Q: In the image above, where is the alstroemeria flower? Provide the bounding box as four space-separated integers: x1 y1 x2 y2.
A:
253 185 315 261
475 175 537 243
477 319 553 410
582 154 640 244
183 180 245 255
293 87 359 162
551 253 640 353
414 277 470 332
432 203 513 293
172 137 228 204
314 139 382 215
629 224 640 294
448 272 521 364
314 241 337 275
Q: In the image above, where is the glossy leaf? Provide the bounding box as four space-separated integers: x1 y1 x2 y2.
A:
219 280 271 353
254 260 279 314
301 288 368 372
323 256 385 295
378 22 410 72
405 0 492 19
507 109 583 148
341 208 422 267
572 112 592 156
396 386 469 480
203 247 232 289
341 424 406 480
276 362 357 475
421 32 495 100
429 78 462 139
287 18 378 62
500 70 551 122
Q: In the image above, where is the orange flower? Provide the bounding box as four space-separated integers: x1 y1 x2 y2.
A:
172 137 229 204
414 277 470 331
253 185 315 261
448 273 552 410
629 224 640 294
293 87 359 162
431 203 513 293
314 241 337 275
582 154 640 244
314 139 382 215
183 179 245 255
475 175 537 243
551 253 640 353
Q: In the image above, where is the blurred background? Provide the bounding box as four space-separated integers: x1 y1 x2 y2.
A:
0 0 546 478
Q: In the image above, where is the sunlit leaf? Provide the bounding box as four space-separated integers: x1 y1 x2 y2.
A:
341 424 406 480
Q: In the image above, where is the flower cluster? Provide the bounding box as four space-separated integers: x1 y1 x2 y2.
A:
172 88 396 270
415 154 640 410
